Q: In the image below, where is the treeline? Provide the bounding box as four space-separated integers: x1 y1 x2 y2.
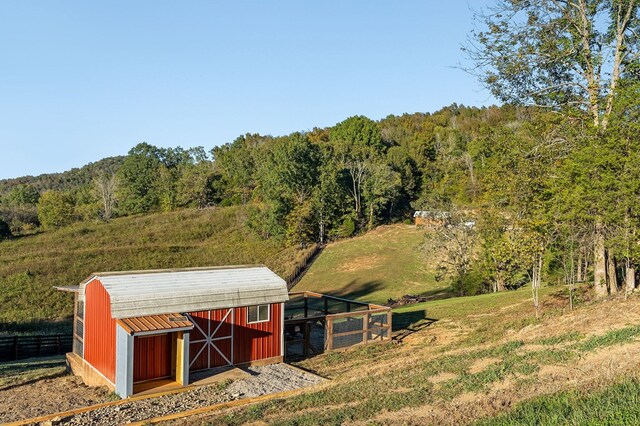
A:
0 104 515 244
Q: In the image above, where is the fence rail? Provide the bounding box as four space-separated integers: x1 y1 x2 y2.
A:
284 291 392 359
0 334 72 362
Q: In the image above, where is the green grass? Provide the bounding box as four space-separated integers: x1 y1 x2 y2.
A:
0 206 312 331
535 331 585 346
576 324 640 352
476 377 640 425
294 224 450 305
0 355 67 389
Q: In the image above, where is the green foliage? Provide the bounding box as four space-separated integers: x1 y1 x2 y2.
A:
37 190 75 229
450 267 488 297
8 184 40 206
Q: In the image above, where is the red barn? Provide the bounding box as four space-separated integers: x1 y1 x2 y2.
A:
59 265 288 398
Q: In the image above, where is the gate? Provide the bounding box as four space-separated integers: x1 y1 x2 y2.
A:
187 308 234 371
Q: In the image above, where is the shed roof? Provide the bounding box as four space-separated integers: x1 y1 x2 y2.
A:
116 314 194 335
83 265 289 319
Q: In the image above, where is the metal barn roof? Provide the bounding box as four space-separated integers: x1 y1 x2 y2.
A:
82 265 289 319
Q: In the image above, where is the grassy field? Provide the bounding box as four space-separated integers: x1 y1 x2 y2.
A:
0 206 313 332
185 282 640 425
294 224 449 305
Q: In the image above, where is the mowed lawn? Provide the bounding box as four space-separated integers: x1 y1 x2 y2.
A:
294 224 449 305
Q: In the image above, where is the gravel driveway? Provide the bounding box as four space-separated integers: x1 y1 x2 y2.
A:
58 364 323 425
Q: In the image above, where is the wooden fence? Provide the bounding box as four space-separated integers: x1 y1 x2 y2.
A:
0 334 72 362
284 291 392 359
285 244 324 290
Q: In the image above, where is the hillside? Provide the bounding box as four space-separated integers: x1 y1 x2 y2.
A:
183 286 640 425
294 224 450 305
0 156 124 197
0 206 313 333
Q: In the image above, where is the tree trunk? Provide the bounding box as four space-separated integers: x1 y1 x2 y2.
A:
626 266 636 295
576 251 583 282
593 223 607 298
607 250 618 295
496 277 505 292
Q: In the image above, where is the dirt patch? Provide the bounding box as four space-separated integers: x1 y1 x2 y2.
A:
468 357 501 374
428 372 458 384
338 255 385 272
0 374 109 423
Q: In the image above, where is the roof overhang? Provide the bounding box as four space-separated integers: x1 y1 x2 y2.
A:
54 286 81 293
116 313 194 336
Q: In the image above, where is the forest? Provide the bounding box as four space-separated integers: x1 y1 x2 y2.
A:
2 0 639 304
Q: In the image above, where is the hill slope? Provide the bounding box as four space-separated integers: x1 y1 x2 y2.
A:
293 224 449 304
193 286 640 425
0 206 311 332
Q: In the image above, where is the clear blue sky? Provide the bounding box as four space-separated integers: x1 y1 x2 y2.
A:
0 1 494 179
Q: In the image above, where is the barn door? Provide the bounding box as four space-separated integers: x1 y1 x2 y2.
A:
187 309 234 371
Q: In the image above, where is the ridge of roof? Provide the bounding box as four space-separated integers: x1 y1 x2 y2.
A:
79 264 268 286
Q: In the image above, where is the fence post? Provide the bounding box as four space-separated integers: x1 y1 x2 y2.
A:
303 321 310 357
57 335 61 355
325 317 333 351
36 335 41 357
386 309 392 340
304 295 308 318
363 312 370 345
13 336 18 361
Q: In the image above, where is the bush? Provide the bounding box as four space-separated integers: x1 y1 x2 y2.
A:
451 268 488 296
337 216 356 238
0 219 11 240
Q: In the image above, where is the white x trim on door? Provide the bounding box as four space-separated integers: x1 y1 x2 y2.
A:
186 309 234 369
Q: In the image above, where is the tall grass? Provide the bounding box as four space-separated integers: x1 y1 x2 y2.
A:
0 206 310 332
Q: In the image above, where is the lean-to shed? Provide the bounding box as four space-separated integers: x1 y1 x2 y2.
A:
58 265 288 398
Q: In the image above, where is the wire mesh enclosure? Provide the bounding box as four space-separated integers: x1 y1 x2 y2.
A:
73 297 84 357
284 291 392 359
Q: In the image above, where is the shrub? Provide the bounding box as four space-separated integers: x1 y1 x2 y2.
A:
0 219 11 240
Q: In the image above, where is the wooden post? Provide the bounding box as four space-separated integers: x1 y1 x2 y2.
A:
325 317 333 351
303 322 310 357
36 335 41 357
304 295 308 318
363 312 370 344
386 309 392 340
13 336 18 361
347 302 351 312
56 335 61 355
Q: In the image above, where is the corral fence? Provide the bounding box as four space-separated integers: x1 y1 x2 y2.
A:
284 291 392 359
0 334 73 362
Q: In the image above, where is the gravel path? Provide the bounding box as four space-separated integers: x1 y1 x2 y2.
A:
58 364 323 426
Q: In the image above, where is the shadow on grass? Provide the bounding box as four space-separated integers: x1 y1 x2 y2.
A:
0 319 73 336
0 368 67 392
323 280 386 302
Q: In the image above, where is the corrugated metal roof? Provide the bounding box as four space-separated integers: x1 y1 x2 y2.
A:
84 265 289 319
116 314 194 335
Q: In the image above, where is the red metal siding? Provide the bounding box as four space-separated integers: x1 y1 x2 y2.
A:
233 302 282 364
84 279 116 383
133 334 172 383
187 303 281 371
188 308 233 371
